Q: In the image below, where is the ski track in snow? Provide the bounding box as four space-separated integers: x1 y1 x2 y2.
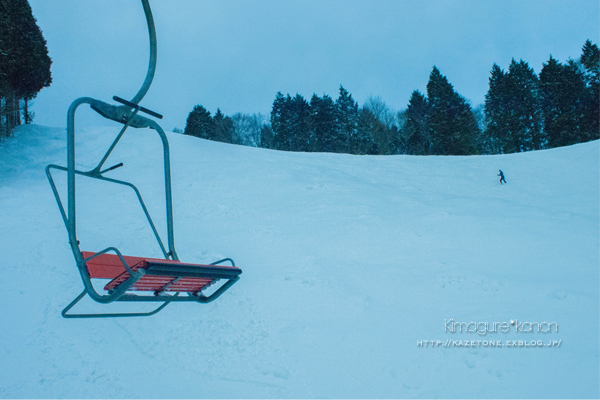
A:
0 124 598 398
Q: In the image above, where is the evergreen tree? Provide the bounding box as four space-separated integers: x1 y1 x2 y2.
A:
485 60 542 153
335 85 358 154
505 59 543 152
563 60 588 144
184 104 213 139
402 90 430 155
259 123 274 149
386 125 402 155
426 66 478 155
484 64 509 154
0 0 51 134
289 93 310 151
539 56 587 148
395 110 408 154
270 92 311 151
270 92 292 150
580 40 599 141
354 108 380 155
212 108 234 143
472 104 493 154
309 93 337 152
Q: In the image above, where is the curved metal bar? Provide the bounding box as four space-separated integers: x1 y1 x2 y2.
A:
76 247 144 304
67 97 96 262
66 97 177 262
80 246 136 276
45 164 69 229
130 0 157 105
210 258 236 267
191 277 240 303
47 164 169 259
147 119 178 261
62 290 175 318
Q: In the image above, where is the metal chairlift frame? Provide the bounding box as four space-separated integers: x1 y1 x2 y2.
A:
46 0 241 318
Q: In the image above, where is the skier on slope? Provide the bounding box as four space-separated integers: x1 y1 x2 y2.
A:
498 170 506 185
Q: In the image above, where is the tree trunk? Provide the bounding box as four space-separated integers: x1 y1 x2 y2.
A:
0 97 4 141
6 95 13 137
5 95 22 136
14 96 21 127
24 98 28 124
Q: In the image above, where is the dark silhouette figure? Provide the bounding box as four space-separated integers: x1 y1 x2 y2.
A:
498 170 506 184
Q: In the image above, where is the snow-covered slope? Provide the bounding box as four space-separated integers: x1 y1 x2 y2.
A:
0 124 598 398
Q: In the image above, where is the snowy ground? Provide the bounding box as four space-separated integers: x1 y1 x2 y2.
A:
0 124 598 398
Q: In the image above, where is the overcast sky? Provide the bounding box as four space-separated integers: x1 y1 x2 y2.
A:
28 0 599 131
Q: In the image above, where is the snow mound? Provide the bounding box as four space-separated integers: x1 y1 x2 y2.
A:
0 124 598 398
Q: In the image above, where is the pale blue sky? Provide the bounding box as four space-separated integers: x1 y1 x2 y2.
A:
29 0 599 131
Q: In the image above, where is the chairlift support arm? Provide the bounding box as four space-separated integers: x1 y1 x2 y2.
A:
46 0 241 318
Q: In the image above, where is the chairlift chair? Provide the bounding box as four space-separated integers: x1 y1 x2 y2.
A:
46 0 241 318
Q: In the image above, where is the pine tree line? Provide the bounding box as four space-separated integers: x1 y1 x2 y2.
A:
485 40 599 153
0 0 52 138
183 40 598 155
183 104 272 148
264 68 482 156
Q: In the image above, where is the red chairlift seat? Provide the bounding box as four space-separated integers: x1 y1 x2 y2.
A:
83 251 241 295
